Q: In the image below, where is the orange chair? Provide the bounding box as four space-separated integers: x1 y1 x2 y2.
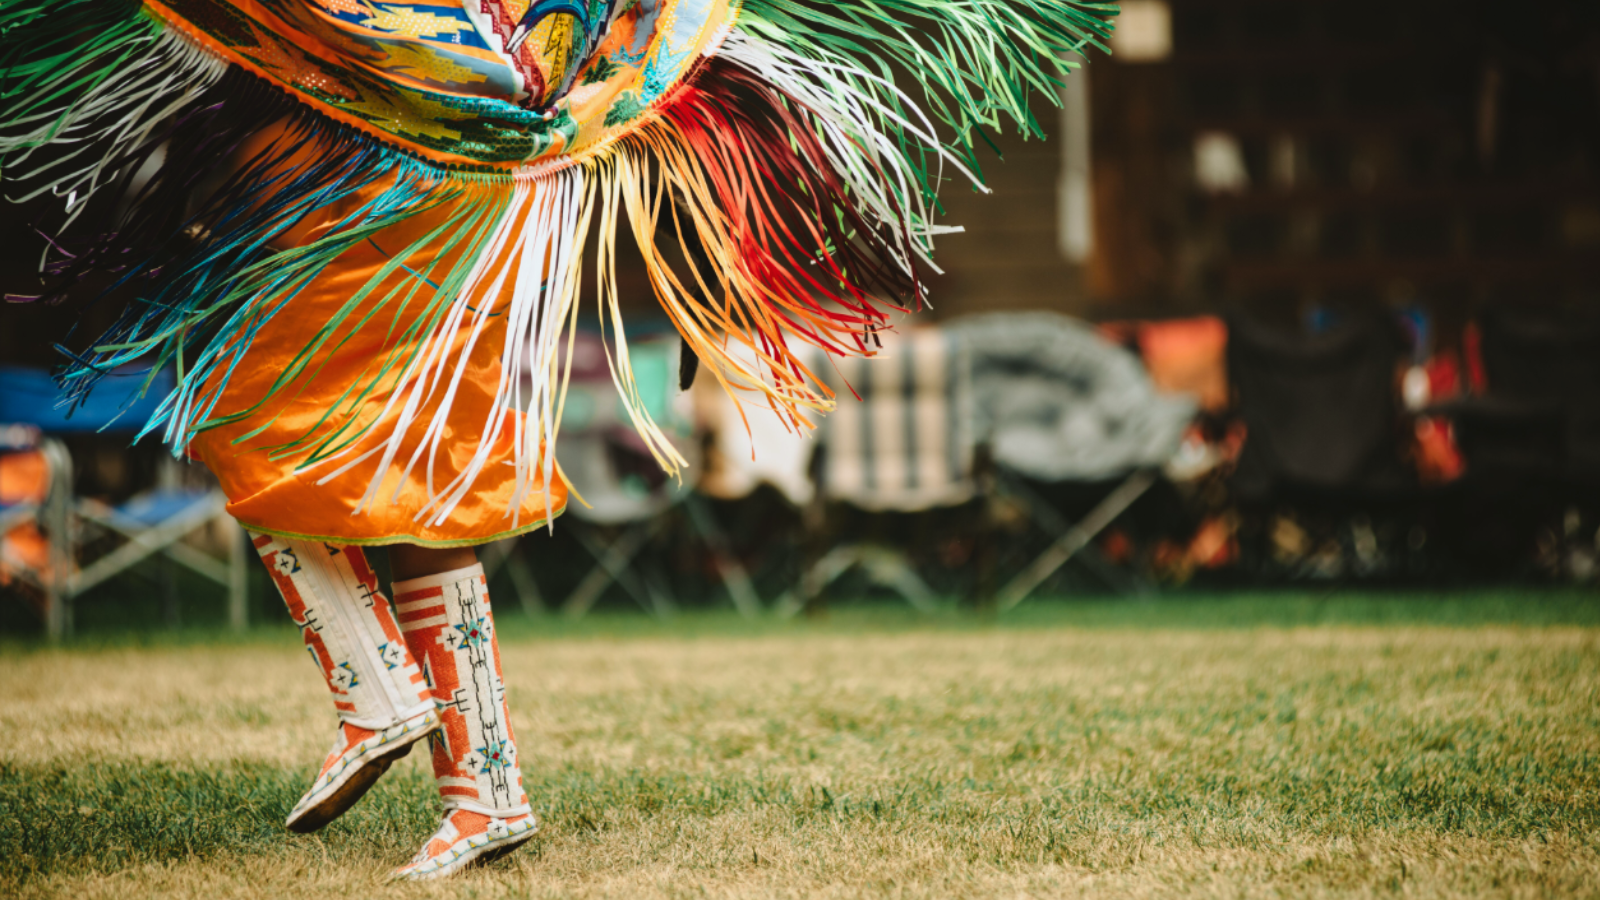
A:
0 427 73 635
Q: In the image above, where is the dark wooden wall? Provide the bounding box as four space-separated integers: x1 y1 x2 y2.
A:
1082 0 1600 329
919 104 1091 321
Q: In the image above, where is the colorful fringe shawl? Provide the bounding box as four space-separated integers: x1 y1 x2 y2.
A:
0 0 1113 523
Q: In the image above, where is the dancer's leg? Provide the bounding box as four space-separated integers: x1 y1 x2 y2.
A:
252 534 439 832
389 549 536 880
390 544 478 582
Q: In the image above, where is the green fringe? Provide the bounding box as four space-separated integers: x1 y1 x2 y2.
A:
6 0 1117 483
736 0 1117 185
0 0 504 461
0 1 154 126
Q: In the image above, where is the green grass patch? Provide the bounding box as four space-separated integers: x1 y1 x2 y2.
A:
5 589 1597 655
7 733 1596 887
2 596 1597 898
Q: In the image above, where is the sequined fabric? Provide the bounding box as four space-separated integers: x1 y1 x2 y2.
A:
144 0 735 166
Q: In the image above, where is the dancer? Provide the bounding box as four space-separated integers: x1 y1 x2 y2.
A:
0 0 1114 879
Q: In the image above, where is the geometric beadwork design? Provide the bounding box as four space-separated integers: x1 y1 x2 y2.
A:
393 564 530 817
251 532 441 829
144 0 734 166
390 807 538 881
253 533 433 725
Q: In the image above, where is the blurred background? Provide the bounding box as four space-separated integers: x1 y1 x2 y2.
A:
4 0 1600 637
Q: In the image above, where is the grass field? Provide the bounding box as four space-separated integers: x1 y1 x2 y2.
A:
2 592 1598 899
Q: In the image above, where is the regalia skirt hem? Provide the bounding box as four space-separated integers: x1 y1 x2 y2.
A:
228 510 566 550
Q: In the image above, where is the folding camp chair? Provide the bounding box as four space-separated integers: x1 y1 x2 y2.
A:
0 426 74 635
686 338 816 615
1473 306 1600 492
0 366 249 638
1224 311 1415 579
944 313 1195 610
497 332 758 618
1437 307 1600 574
554 417 686 620
773 327 978 616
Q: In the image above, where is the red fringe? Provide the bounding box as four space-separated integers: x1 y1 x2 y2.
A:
661 58 924 356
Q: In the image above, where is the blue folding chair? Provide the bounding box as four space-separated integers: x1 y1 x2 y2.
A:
0 366 248 638
0 425 73 634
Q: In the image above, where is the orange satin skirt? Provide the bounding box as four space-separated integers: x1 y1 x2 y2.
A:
189 185 567 548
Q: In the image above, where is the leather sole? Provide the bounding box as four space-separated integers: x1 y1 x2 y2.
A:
286 723 436 834
390 828 537 881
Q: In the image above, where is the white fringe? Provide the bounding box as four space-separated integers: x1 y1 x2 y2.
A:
281 26 1007 529
312 166 596 530
1 26 225 222
715 29 985 277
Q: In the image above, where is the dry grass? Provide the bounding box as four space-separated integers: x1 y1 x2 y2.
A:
2 597 1598 898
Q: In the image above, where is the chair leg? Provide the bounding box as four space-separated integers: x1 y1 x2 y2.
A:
228 518 249 632
858 548 943 614
561 520 662 618
793 494 832 618
773 543 855 619
161 555 181 629
41 439 73 642
995 470 1159 612
684 494 762 618
502 553 545 617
